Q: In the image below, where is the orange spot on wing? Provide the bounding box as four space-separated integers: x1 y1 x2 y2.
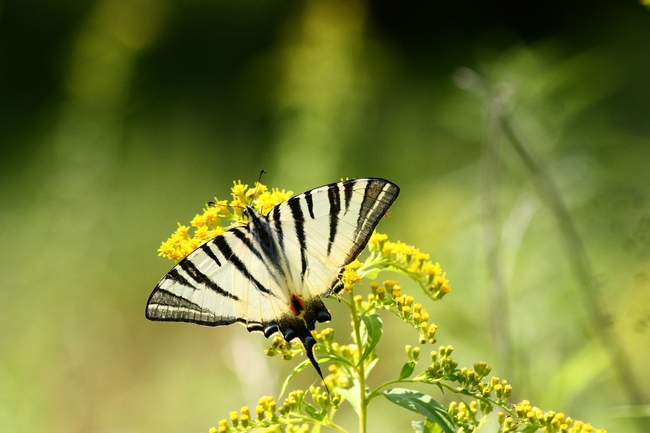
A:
289 294 305 316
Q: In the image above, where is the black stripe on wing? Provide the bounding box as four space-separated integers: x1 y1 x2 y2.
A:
147 286 276 333
357 179 398 236
212 234 277 298
347 178 400 263
287 196 308 281
304 190 316 219
200 243 221 266
165 268 195 290
146 288 236 326
179 259 239 300
245 207 294 286
231 224 283 288
327 184 341 256
149 288 203 313
343 181 354 214
271 206 294 282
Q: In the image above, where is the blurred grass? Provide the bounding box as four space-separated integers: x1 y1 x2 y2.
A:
1 0 650 432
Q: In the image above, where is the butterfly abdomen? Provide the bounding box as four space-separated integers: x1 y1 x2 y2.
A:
244 206 287 278
289 294 305 316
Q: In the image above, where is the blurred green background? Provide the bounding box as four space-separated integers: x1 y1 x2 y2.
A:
1 0 650 431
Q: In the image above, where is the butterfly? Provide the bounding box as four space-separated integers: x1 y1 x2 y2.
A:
146 178 400 381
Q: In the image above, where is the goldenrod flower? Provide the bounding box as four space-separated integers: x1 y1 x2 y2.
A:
357 232 452 300
341 259 362 292
158 181 294 262
231 180 248 202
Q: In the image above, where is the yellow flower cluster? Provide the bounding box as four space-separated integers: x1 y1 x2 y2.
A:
474 374 513 403
324 364 351 390
311 327 369 390
210 388 340 433
339 260 362 292
426 345 458 380
265 329 364 396
497 400 606 433
277 390 305 416
368 280 438 344
448 400 479 431
405 344 421 362
212 396 277 432
264 336 303 361
442 357 608 433
316 329 362 366
158 181 293 261
366 232 451 299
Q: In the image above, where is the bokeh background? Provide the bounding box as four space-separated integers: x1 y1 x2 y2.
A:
1 0 650 432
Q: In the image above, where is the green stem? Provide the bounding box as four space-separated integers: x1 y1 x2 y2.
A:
348 289 367 433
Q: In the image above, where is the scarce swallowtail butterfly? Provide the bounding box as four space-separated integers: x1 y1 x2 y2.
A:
146 178 400 381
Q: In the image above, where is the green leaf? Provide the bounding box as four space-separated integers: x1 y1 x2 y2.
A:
359 267 383 279
365 357 379 378
336 382 361 416
522 425 539 433
315 352 356 368
360 262 413 280
302 401 326 422
424 419 443 433
399 361 416 379
412 420 443 433
279 359 312 399
382 388 455 433
358 314 383 365
411 420 424 433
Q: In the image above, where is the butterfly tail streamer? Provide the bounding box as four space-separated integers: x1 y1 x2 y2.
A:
297 328 331 394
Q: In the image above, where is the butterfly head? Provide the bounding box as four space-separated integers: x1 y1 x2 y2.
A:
242 205 261 223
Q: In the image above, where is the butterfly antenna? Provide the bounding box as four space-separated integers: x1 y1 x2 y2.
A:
250 169 267 202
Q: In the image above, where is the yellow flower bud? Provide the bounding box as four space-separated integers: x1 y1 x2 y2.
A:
256 405 265 420
229 411 239 426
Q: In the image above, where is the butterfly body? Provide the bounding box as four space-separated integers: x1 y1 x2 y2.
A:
147 178 400 379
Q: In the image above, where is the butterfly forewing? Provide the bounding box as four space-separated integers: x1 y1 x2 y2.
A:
271 178 399 297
